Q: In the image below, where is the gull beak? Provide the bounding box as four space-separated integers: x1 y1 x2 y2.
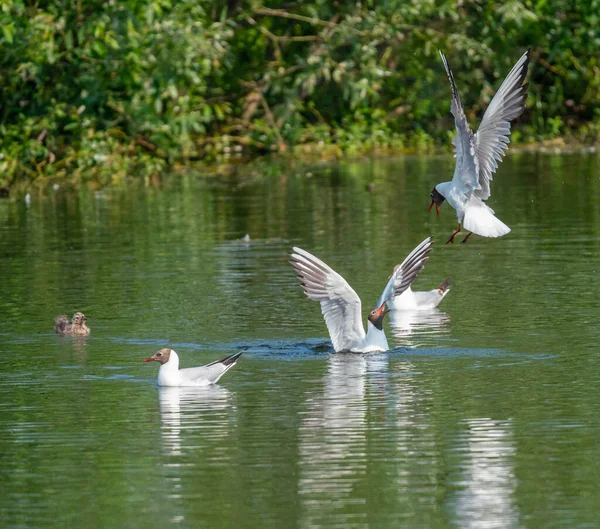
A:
143 355 156 363
376 302 390 318
429 199 440 216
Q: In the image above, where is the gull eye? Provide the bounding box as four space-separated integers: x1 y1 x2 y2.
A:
157 352 163 357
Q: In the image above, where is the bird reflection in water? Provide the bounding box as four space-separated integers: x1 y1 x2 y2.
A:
158 385 235 457
70 336 89 365
389 309 451 347
450 418 520 529
298 353 389 528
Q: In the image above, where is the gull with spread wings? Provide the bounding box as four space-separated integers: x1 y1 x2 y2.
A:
430 49 530 244
290 238 433 353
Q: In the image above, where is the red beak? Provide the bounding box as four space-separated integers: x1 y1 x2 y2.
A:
143 356 155 363
376 302 390 318
429 200 440 216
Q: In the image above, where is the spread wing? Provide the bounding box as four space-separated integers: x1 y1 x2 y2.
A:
376 237 434 308
474 49 530 199
290 247 365 351
439 50 479 199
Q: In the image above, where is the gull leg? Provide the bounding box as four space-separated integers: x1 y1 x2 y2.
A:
446 224 461 244
460 232 473 245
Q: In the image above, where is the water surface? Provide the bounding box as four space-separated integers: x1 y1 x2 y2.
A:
1 152 599 528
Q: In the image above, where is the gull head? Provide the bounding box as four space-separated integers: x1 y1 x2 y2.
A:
72 312 87 326
368 302 390 331
143 348 173 365
429 187 445 216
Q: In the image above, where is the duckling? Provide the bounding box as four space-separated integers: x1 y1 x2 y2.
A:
54 312 90 336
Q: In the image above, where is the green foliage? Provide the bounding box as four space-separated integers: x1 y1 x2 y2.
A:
0 0 598 187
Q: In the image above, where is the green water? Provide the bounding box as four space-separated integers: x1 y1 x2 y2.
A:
1 152 599 529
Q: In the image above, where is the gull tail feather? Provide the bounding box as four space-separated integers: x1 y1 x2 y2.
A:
463 207 510 238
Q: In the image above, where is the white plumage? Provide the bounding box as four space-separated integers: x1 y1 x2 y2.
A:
390 277 451 311
290 238 433 353
431 49 530 242
143 349 242 386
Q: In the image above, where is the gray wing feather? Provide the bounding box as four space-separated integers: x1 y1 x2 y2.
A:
439 50 479 198
290 247 365 351
474 49 530 199
377 237 434 307
180 352 242 384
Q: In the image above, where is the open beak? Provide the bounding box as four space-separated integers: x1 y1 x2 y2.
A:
143 356 156 363
376 302 390 318
429 200 440 216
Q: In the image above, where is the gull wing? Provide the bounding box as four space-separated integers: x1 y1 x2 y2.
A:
474 49 530 200
376 237 434 308
439 50 479 199
180 352 242 384
290 247 365 352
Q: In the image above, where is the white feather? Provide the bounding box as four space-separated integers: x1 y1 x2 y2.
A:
435 49 529 239
463 204 511 238
156 350 241 387
391 284 451 311
290 240 433 353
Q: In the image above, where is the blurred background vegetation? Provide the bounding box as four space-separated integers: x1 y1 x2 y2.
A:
0 0 598 188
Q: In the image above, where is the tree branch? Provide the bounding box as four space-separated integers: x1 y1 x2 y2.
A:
253 8 337 28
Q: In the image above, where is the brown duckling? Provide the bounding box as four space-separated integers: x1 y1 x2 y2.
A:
54 312 90 336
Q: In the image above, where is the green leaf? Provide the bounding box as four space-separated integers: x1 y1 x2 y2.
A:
92 41 106 57
2 23 13 44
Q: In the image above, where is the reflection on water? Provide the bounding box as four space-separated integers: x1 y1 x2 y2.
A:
298 354 369 528
298 354 398 528
68 336 89 364
450 418 520 529
158 386 235 457
389 309 451 347
387 358 440 518
0 153 599 529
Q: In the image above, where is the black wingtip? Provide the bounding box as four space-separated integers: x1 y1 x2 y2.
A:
437 277 451 292
220 352 243 366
